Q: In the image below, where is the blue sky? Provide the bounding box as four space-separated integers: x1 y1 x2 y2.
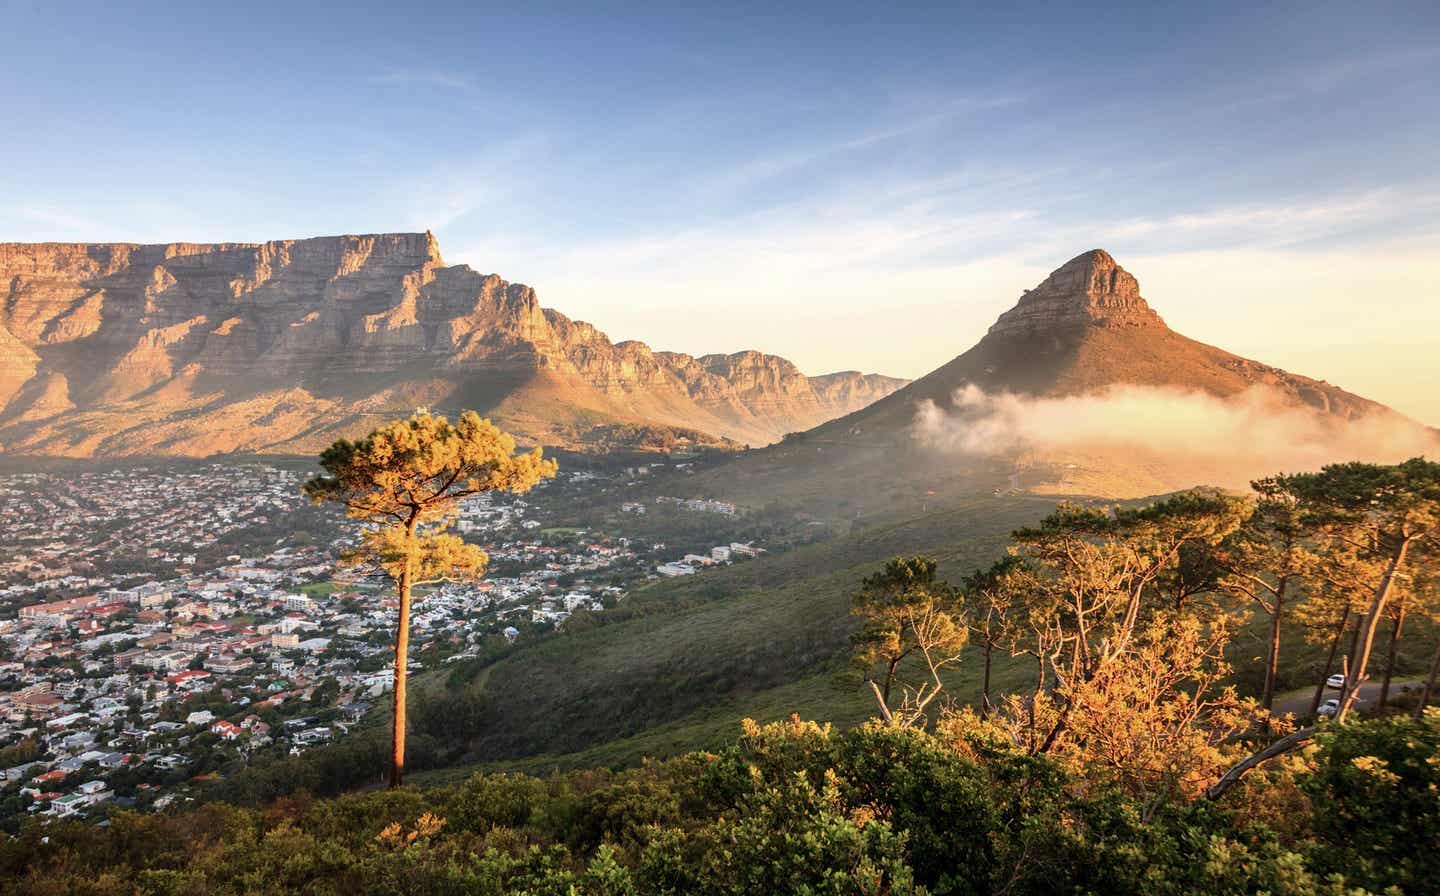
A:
3 1 1438 421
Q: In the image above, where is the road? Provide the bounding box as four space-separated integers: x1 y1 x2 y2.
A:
1270 677 1424 718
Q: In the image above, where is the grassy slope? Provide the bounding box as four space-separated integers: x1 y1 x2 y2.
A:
412 496 1440 788
412 493 1061 781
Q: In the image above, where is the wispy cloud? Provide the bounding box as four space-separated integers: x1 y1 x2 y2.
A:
396 135 550 232
1098 189 1440 249
912 382 1440 492
1215 45 1440 113
693 91 1026 198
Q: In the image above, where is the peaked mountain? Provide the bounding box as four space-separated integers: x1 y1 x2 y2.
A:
841 248 1387 431
690 250 1434 507
0 233 905 456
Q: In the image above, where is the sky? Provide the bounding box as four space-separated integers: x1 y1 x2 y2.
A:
2 1 1438 423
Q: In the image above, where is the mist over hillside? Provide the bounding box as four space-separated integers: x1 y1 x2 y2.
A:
677 250 1433 507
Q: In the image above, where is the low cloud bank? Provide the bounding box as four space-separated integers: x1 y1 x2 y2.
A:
913 384 1438 479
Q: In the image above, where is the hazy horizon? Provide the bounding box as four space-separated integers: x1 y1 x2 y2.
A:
2 2 1437 423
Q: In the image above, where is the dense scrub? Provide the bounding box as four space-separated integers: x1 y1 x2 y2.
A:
4 713 1436 895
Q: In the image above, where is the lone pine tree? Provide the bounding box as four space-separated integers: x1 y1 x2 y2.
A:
305 411 557 786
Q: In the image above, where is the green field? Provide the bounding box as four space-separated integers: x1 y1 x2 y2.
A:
299 581 340 599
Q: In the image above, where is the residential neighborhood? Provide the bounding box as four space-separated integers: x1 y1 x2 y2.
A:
0 463 766 825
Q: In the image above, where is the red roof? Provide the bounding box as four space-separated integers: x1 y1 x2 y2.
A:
165 670 212 684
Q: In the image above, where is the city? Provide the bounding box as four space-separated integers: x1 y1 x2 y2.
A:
0 463 764 824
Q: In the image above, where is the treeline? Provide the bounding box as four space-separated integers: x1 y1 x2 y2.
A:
3 713 1436 894
848 459 1439 806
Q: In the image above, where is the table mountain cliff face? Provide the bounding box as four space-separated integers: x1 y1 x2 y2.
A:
0 233 906 456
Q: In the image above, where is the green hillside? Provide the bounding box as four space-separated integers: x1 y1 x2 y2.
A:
420 493 1061 768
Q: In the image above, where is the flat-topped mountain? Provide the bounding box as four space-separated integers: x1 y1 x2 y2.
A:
0 233 905 456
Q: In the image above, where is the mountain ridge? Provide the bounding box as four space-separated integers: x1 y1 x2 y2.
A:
0 232 906 456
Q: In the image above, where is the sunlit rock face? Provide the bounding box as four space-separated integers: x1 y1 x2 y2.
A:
988 249 1165 336
0 232 907 456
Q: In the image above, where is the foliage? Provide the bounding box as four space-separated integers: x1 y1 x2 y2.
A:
4 715 1424 895
978 492 1257 801
1300 710 1440 893
14 461 1440 892
1280 459 1440 721
850 555 968 725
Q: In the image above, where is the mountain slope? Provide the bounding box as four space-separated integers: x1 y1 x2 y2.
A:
0 233 906 456
840 249 1385 434
683 249 1434 508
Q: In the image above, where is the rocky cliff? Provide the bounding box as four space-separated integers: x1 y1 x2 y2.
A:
0 233 906 456
987 249 1165 336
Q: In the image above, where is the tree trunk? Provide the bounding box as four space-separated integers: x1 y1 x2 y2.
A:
1415 639 1440 720
390 521 418 788
1378 600 1407 711
980 642 993 720
1262 582 1286 712
1344 614 1362 679
1337 535 1411 723
867 679 894 724
1311 608 1349 715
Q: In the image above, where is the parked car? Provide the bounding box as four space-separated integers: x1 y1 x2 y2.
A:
1318 698 1341 717
1326 673 1346 689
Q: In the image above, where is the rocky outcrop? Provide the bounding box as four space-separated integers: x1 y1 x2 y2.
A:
988 249 1165 336
0 233 906 456
809 371 911 409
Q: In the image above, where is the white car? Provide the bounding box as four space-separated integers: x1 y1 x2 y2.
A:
1326 673 1346 689
1318 698 1341 717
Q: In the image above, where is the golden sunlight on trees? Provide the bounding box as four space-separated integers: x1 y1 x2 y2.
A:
1217 477 1313 713
990 492 1254 802
1280 459 1440 724
304 411 557 787
843 464 1437 804
960 556 1024 719
850 556 967 727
